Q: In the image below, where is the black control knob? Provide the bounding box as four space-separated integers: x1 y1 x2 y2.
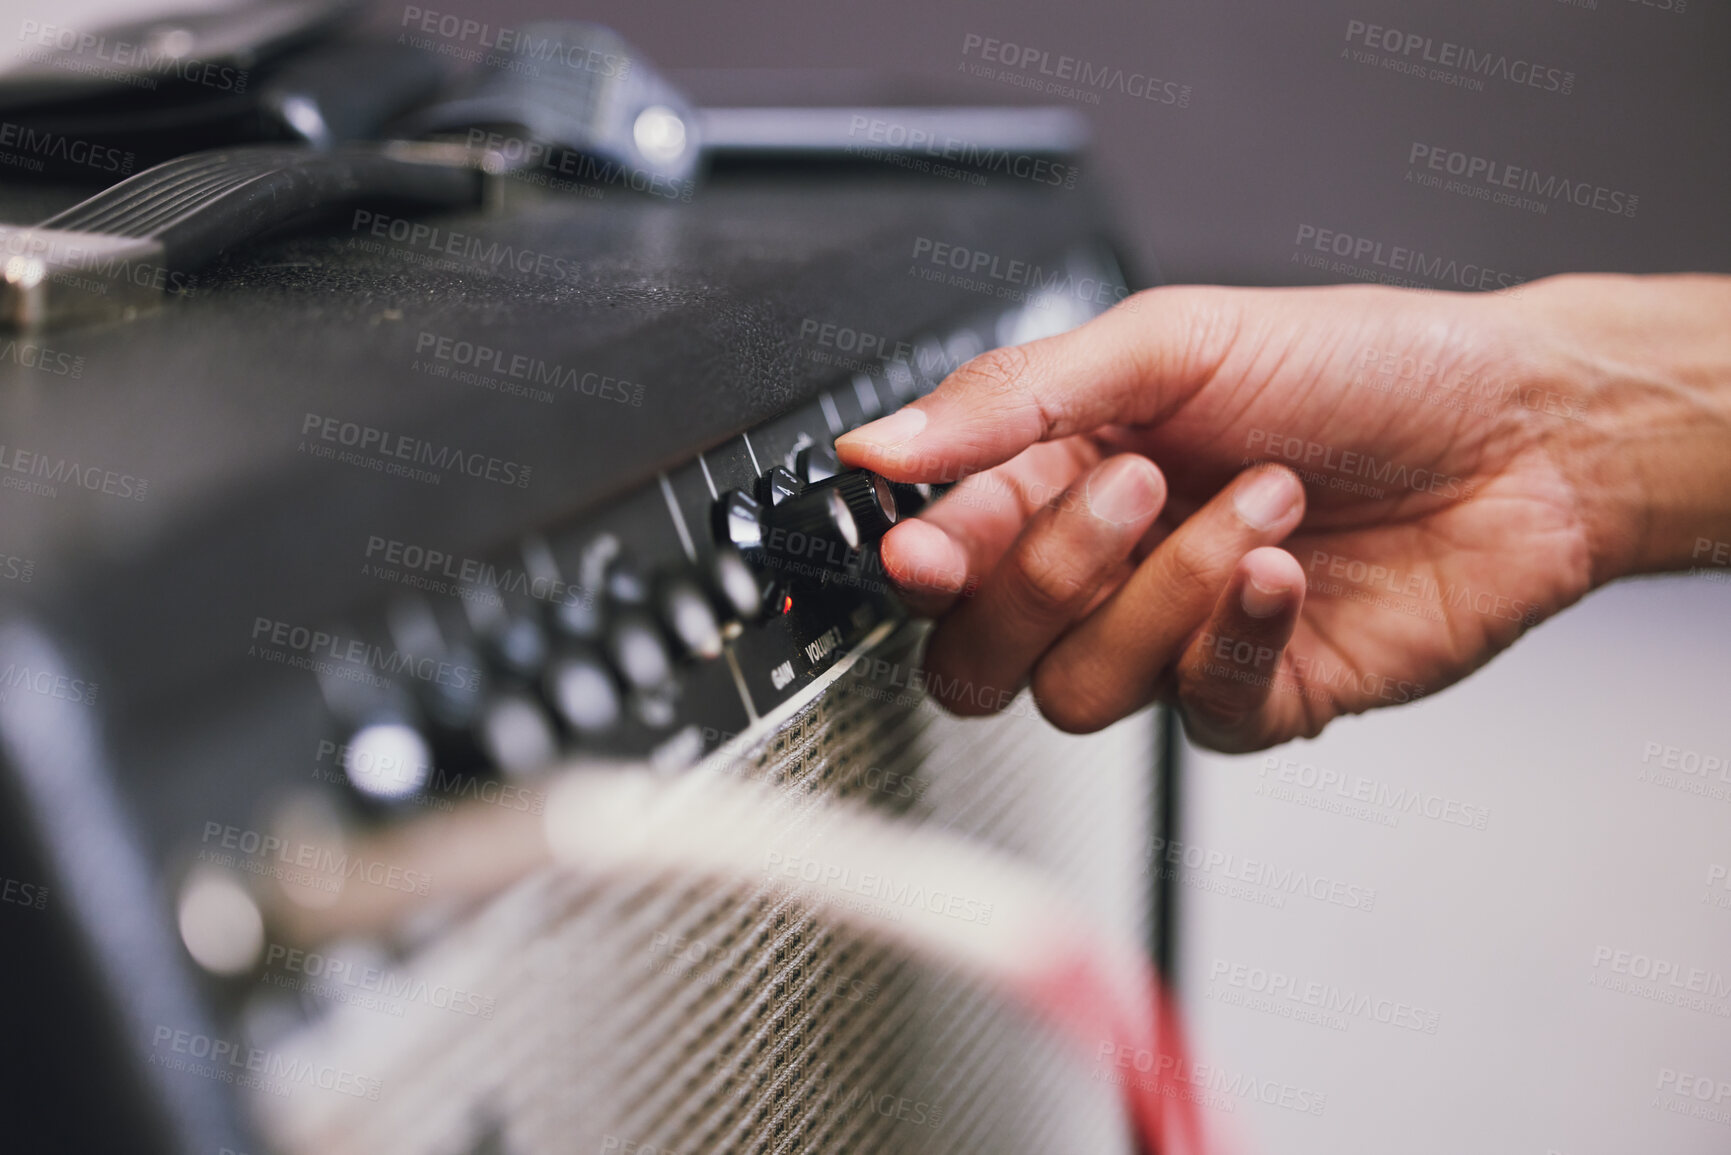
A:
476 690 558 777
545 647 622 736
708 547 763 623
713 489 786 614
756 466 802 508
763 469 899 560
713 488 765 554
889 481 933 517
606 612 673 691
794 444 838 484
659 577 724 659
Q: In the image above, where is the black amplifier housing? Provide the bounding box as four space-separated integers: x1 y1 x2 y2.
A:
0 159 1158 1154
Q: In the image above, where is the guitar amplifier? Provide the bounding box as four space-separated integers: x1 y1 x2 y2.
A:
0 157 1172 1154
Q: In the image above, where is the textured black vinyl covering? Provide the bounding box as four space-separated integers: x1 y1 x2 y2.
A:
0 167 1110 708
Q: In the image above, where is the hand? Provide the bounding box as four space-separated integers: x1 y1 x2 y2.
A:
835 275 1731 751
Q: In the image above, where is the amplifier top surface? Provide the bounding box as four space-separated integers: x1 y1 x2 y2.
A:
0 166 1116 697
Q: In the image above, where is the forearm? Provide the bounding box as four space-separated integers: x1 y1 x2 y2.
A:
1521 273 1731 584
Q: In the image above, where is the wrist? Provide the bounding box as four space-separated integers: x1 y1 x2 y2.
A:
1519 274 1731 585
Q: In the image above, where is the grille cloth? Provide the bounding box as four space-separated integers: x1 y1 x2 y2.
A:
254 627 1157 1155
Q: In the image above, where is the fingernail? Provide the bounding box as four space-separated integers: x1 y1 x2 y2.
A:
1086 457 1163 526
1234 469 1300 531
837 406 926 451
1240 575 1289 619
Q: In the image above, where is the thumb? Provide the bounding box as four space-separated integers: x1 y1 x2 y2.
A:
835 285 1240 483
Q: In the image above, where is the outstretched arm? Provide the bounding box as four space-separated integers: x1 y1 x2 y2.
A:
836 274 1731 751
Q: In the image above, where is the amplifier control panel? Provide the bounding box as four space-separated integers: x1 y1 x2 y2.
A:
310 253 1122 812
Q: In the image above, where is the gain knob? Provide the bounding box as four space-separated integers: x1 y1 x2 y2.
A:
762 469 900 565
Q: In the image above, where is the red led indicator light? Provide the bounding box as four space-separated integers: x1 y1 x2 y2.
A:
781 594 793 614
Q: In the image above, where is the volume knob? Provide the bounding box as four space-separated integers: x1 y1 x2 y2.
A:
765 469 900 559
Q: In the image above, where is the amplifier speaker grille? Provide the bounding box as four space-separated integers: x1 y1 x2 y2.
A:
256 627 1157 1155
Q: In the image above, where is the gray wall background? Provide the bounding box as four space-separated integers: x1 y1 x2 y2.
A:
394 0 1731 287
394 1 1731 1150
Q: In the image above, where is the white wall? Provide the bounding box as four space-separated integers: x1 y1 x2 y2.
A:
1178 573 1731 1155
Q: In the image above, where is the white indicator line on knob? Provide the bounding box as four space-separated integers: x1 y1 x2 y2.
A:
741 432 762 476
658 472 697 563
697 454 718 499
819 393 843 436
853 374 882 417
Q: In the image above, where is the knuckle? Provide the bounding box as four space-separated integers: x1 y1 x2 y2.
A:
953 343 1035 399
949 344 1057 437
1009 535 1091 617
1030 661 1121 734
1160 541 1224 606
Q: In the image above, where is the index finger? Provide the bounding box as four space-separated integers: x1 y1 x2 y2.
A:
883 437 1101 615
834 286 1239 483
